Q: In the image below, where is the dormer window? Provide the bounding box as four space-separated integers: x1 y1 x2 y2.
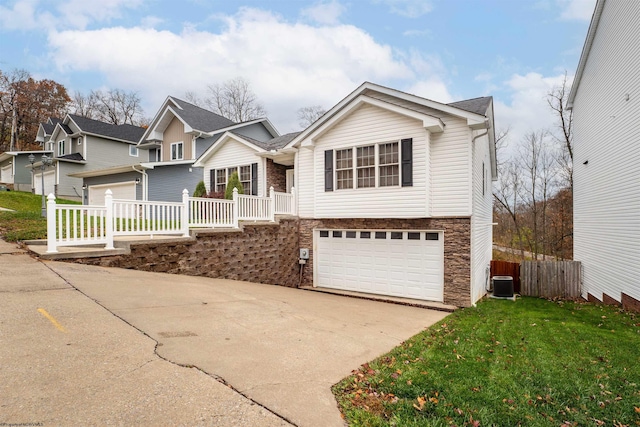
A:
129 145 139 157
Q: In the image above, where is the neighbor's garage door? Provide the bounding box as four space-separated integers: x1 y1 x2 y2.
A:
1 164 12 184
315 229 444 302
34 170 55 196
88 181 136 205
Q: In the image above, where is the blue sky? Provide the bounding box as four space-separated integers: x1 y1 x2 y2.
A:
0 0 596 142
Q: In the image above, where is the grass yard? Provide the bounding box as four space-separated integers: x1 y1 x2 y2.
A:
334 297 640 426
0 191 79 241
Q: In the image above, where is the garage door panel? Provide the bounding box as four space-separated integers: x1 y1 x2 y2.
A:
315 229 444 302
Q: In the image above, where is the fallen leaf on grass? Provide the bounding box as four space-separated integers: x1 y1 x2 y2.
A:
413 396 426 411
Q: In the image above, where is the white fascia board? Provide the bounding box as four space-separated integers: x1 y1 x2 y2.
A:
300 95 445 147
139 96 178 143
139 159 196 169
68 164 148 178
567 0 605 109
192 132 264 167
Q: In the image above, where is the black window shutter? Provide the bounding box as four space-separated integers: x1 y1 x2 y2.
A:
324 150 333 191
401 138 413 187
251 163 258 196
209 169 216 194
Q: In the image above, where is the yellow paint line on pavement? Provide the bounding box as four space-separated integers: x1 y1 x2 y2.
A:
37 308 67 333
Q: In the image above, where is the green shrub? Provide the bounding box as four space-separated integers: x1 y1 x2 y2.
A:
224 171 244 200
193 180 207 197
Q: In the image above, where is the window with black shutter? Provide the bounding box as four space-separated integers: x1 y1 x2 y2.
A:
401 138 413 187
251 163 258 196
324 150 333 191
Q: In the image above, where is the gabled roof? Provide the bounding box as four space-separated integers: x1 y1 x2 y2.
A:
447 97 493 116
57 152 85 162
66 114 145 143
286 82 490 150
233 131 300 151
0 150 52 163
139 96 236 144
567 0 604 108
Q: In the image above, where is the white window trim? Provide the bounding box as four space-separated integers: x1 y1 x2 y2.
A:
335 141 401 190
129 145 139 157
170 141 184 160
58 140 65 156
215 164 255 195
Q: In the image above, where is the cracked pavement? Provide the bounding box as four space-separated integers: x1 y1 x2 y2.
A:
1 239 449 426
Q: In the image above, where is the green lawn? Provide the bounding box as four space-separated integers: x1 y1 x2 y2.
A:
0 191 79 241
333 297 640 426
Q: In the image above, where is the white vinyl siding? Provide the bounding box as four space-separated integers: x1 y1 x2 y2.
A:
470 130 493 305
430 117 472 216
296 148 315 217
572 0 640 304
202 139 265 196
310 103 430 218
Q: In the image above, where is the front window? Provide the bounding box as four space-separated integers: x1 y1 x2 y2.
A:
216 169 226 193
356 145 375 188
171 142 183 160
58 140 65 156
335 148 353 190
240 165 251 192
378 142 399 187
129 145 139 157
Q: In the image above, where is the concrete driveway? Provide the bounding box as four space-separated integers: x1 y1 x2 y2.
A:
4 238 449 426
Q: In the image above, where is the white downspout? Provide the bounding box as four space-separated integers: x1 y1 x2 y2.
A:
132 165 148 201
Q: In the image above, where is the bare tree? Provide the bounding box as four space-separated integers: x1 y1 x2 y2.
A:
71 89 145 126
547 71 573 189
184 91 204 107
204 77 266 122
297 105 326 128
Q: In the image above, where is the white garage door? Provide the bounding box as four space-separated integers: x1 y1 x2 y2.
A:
88 182 136 206
315 229 444 302
1 165 12 184
34 171 55 196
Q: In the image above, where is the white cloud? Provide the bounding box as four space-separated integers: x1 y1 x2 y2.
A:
0 0 53 31
56 0 144 29
494 72 572 156
140 15 164 29
375 0 433 18
402 29 430 37
47 7 451 132
301 0 346 25
557 0 596 21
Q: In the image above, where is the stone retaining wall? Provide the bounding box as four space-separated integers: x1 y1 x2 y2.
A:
72 218 301 287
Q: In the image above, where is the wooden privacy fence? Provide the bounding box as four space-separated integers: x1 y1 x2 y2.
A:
520 260 582 299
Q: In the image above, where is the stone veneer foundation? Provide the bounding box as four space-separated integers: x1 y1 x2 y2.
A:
298 217 472 307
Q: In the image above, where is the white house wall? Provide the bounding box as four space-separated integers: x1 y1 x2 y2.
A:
572 0 640 304
307 103 430 219
201 139 265 195
470 130 493 304
296 148 315 217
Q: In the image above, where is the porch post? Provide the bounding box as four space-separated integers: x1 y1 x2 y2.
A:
104 189 114 250
269 186 275 222
291 186 297 216
232 188 239 228
46 193 58 253
182 189 190 237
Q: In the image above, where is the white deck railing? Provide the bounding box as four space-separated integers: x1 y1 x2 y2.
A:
188 197 236 228
46 187 297 253
47 203 110 253
274 187 296 215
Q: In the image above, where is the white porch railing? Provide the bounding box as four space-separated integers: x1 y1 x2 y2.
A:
47 202 111 253
274 187 296 215
46 187 297 253
188 197 237 228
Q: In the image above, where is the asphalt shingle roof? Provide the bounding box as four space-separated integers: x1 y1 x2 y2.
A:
447 97 492 116
67 114 145 143
233 131 301 151
42 123 56 135
57 153 85 161
170 97 236 133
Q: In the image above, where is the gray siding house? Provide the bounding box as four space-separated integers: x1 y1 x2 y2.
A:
39 114 145 201
74 96 280 203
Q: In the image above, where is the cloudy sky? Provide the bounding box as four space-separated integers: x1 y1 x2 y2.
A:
0 0 596 144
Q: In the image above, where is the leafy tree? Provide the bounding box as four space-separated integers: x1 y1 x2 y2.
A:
0 68 71 152
224 171 244 200
193 180 207 197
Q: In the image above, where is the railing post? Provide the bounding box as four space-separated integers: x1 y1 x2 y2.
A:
232 188 239 228
291 186 297 216
104 189 114 250
182 189 190 237
46 193 58 253
269 186 275 222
